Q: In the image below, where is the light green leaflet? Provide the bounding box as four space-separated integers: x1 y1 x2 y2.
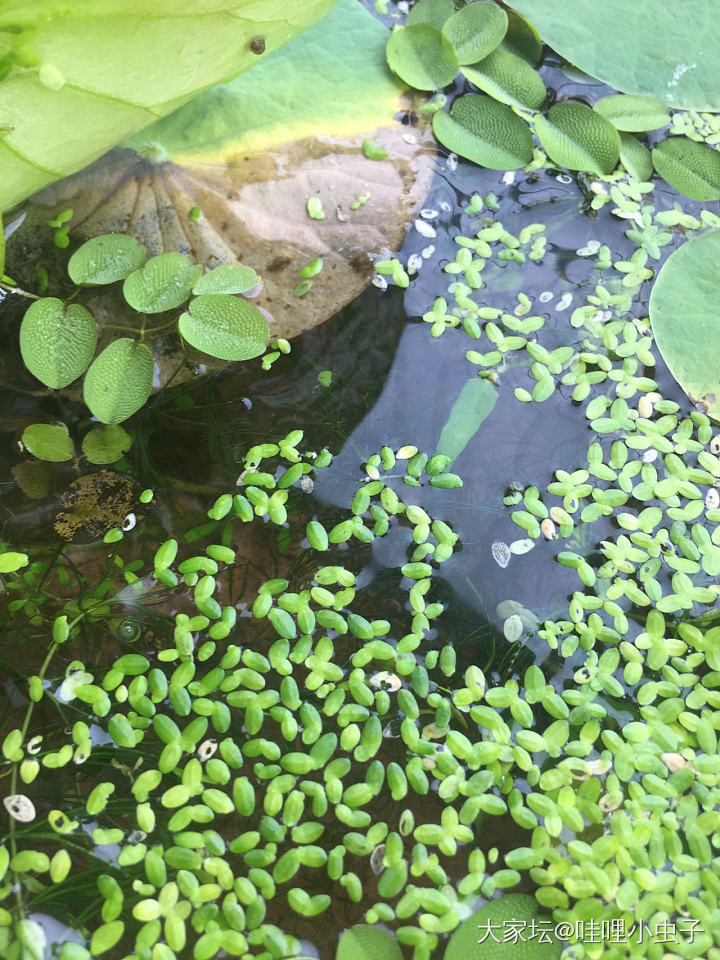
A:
123 254 202 313
442 2 508 66
619 132 653 182
649 230 720 421
81 425 132 465
511 0 720 110
0 0 337 211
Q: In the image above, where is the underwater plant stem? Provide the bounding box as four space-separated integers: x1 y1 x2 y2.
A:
0 282 41 301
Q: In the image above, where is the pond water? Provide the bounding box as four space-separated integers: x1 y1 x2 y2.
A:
1 29 719 960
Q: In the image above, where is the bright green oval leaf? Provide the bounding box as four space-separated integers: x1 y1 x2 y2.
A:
651 137 720 201
178 295 269 361
619 132 653 181
407 0 453 27
436 377 498 463
192 264 260 296
511 0 720 111
83 338 154 424
21 423 75 462
123 253 202 313
502 9 542 66
336 925 402 960
461 47 546 111
593 94 669 132
649 230 720 420
0 552 29 573
385 23 459 91
90 921 125 956
82 424 133 464
432 94 533 170
446 894 561 960
68 234 147 285
20 298 97 389
533 102 620 175
442 2 508 66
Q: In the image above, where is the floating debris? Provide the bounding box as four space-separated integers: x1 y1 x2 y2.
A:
503 614 524 643
4 794 36 823
414 218 436 238
491 540 511 568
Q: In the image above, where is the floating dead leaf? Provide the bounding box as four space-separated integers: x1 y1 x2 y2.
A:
11 0 433 394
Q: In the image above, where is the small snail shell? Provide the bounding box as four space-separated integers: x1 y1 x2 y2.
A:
250 36 265 54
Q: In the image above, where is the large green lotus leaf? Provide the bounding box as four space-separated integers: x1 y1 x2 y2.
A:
534 102 620 175
432 94 533 170
511 0 720 111
0 0 337 212
445 894 561 960
651 137 720 201
649 231 720 420
14 0 433 395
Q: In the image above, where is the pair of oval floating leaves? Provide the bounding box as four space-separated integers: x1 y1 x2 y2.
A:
387 0 509 90
649 230 720 421
20 422 131 464
336 895 560 960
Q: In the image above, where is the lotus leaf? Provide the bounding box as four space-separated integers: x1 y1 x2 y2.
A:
649 230 720 421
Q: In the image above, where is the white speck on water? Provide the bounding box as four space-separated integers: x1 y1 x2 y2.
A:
4 794 36 822
421 244 435 259
539 291 554 303
372 275 388 290
491 540 511 568
576 240 601 256
503 614 524 643
121 513 137 531
439 200 452 213
642 449 658 463
555 174 573 184
555 292 573 311
446 153 458 171
415 219 437 238
502 171 516 185
706 488 720 510
406 253 423 274
420 208 438 219
402 133 417 144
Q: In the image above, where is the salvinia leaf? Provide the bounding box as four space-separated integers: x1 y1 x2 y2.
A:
461 46 546 111
619 133 653 182
192 264 260 295
406 0 453 28
651 137 720 201
20 298 97 389
385 23 459 91
123 253 202 313
83 339 154 424
68 235 147 285
432 94 533 170
178 294 269 361
336 926 402 960
441 2 508 66
21 423 75 462
533 102 620 175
